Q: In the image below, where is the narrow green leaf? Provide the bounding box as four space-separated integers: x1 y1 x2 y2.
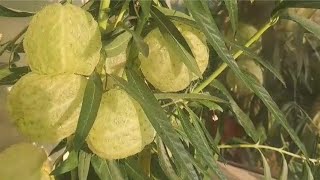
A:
225 39 286 86
150 6 202 78
73 72 103 151
272 0 320 16
223 0 238 35
156 136 180 180
124 159 149 180
140 0 152 17
179 107 226 179
154 92 227 103
282 11 320 41
121 25 149 57
258 150 272 180
91 156 113 180
0 5 33 17
106 160 125 180
110 70 199 179
51 151 78 175
303 163 314 180
185 0 308 156
78 150 92 180
0 67 11 80
279 155 288 180
103 31 132 57
210 80 259 142
196 100 223 112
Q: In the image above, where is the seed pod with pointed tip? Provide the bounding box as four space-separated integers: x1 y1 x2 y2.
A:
23 3 101 75
87 88 155 159
139 23 209 92
7 73 87 143
0 143 54 180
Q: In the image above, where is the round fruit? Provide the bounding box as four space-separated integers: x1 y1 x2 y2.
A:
226 23 262 53
226 58 263 96
7 73 87 143
23 3 101 75
87 88 155 159
0 143 54 180
139 22 209 92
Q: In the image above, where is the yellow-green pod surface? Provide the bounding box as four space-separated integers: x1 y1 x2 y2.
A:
139 23 209 92
7 73 87 143
23 3 101 75
0 143 54 180
87 88 155 159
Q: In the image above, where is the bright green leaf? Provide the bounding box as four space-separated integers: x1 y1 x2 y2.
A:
73 72 103 151
279 155 288 180
259 150 272 180
150 6 202 78
154 92 227 104
78 150 92 180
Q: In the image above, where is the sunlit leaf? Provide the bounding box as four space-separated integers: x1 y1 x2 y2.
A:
73 72 103 151
111 70 199 179
103 31 132 57
150 6 202 77
185 0 308 156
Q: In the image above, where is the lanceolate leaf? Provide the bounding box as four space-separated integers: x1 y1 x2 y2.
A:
179 107 226 179
272 0 320 16
154 92 227 103
184 0 308 156
111 70 199 179
139 0 152 17
51 151 78 175
73 72 103 151
223 0 238 35
91 156 125 180
0 5 34 17
78 150 92 180
225 39 285 86
279 155 288 180
150 6 202 78
303 163 314 180
282 11 320 41
121 25 149 57
258 150 272 180
211 80 259 142
124 159 149 180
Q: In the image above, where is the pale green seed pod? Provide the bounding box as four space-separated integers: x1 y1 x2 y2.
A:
87 88 155 160
23 3 101 75
7 73 87 143
139 23 209 92
0 143 54 180
226 58 263 96
226 23 262 53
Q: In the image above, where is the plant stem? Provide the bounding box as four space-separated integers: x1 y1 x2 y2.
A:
193 16 279 93
98 0 110 31
218 144 320 164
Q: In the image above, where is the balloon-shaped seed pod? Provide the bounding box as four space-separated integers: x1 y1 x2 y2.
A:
0 143 54 180
139 22 209 92
7 73 87 143
87 88 155 160
23 3 101 75
226 58 263 96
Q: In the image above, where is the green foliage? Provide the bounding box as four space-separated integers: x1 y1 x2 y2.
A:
2 0 320 179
